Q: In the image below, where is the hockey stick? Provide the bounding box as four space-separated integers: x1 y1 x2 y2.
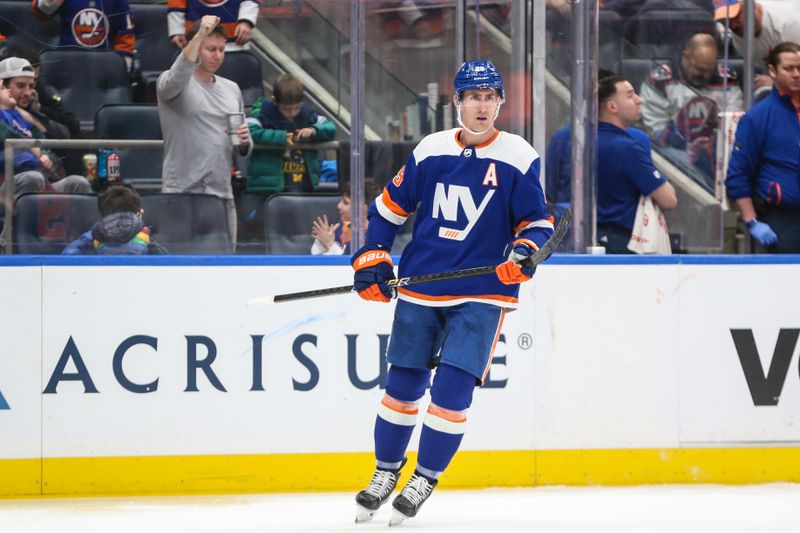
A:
249 208 571 305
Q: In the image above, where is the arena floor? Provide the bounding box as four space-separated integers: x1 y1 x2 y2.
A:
1 484 799 532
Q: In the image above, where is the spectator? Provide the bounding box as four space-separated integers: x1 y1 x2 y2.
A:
246 74 336 194
545 121 652 246
596 73 677 253
310 179 377 255
62 184 167 255
640 32 743 183
725 41 800 253
168 0 259 51
32 0 136 71
5 46 80 139
380 1 445 49
0 63 90 197
157 15 251 247
714 0 800 92
546 70 653 232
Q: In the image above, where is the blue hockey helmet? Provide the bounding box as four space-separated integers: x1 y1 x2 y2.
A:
453 60 504 101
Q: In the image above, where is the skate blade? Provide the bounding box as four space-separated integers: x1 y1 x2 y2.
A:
355 504 376 524
388 509 409 527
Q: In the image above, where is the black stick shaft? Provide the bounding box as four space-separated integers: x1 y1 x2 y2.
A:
272 209 572 303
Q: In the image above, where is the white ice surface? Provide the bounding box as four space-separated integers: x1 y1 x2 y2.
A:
1 484 799 533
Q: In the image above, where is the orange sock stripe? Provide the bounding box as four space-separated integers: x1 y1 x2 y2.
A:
381 394 418 415
427 403 467 423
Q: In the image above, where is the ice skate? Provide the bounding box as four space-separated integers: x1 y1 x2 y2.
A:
388 472 437 526
354 459 406 523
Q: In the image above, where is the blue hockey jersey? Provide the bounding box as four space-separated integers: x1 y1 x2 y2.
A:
367 128 553 308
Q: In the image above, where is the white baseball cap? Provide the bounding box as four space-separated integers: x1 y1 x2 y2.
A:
0 57 35 80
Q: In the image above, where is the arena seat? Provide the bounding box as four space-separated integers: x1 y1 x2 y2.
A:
216 51 264 107
130 2 179 103
12 193 99 254
39 49 132 130
140 193 232 254
265 193 340 254
622 9 715 59
0 1 59 50
94 104 163 192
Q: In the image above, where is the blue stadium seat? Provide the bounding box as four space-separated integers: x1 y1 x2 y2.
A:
130 3 179 103
94 104 163 192
265 193 340 254
39 49 132 130
12 193 99 254
140 193 232 254
0 1 59 50
216 51 264 107
622 9 715 59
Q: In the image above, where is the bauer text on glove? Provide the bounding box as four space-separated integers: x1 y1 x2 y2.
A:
351 245 397 302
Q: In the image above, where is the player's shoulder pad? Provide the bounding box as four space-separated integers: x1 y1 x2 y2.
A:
477 131 540 175
412 128 464 164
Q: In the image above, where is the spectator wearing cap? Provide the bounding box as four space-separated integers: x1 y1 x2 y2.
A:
0 57 90 197
5 46 80 139
32 0 136 71
714 0 800 92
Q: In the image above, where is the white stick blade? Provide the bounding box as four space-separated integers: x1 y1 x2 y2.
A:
247 295 274 307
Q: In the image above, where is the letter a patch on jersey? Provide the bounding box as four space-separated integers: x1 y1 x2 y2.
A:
482 163 498 187
432 183 494 241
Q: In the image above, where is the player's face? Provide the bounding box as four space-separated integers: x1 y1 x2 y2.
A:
456 89 502 131
769 51 800 93
198 35 226 75
6 76 34 108
610 81 641 126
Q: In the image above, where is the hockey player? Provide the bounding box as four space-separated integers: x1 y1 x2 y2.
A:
351 60 553 525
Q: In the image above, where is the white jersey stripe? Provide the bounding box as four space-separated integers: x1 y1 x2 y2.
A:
516 219 555 234
376 194 408 225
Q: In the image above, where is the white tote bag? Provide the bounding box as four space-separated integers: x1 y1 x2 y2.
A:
627 195 672 254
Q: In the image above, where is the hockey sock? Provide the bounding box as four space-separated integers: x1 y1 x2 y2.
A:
374 365 430 471
416 364 475 478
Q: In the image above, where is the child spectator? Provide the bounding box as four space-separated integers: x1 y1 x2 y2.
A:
310 179 377 255
62 185 167 255
246 74 336 195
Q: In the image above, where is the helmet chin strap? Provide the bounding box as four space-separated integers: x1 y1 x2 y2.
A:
456 100 504 136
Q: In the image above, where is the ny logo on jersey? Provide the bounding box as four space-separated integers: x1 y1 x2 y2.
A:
432 183 495 241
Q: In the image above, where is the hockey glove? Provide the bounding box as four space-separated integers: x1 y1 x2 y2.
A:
352 244 397 302
496 238 538 285
747 219 778 247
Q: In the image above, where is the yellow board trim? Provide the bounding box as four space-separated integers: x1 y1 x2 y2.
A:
2 447 800 498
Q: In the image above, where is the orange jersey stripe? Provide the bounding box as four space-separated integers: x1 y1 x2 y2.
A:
382 395 418 415
381 189 409 218
454 129 500 149
398 287 518 305
514 216 554 235
428 403 466 423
